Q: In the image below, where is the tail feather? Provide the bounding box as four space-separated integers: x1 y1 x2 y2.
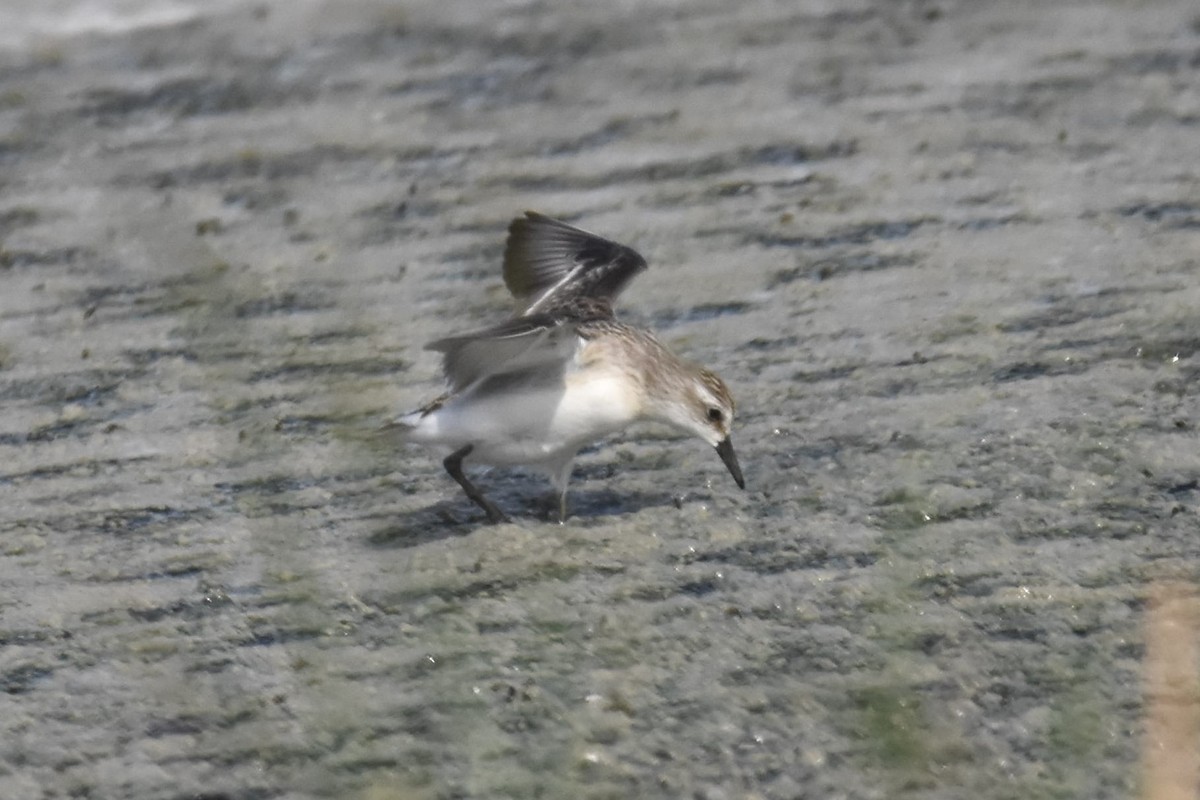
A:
383 410 422 437
386 392 448 442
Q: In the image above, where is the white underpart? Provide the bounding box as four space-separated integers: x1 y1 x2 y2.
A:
401 338 639 491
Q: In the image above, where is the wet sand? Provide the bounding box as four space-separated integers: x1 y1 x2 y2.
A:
1 1 1198 798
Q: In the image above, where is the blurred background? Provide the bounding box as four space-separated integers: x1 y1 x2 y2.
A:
0 1 1197 798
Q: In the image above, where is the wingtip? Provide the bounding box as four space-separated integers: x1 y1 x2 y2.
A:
505 211 556 257
511 210 554 231
510 210 538 231
512 210 583 232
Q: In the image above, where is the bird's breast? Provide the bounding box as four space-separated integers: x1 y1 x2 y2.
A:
552 366 641 440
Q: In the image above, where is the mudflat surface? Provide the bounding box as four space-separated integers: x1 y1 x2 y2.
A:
1 1 1198 798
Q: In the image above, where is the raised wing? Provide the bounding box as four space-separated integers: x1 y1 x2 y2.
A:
426 314 579 392
503 211 648 315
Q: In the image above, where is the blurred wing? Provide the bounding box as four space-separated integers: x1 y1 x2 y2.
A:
426 314 579 391
503 211 648 314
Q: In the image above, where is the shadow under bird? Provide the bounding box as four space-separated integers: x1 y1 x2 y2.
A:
392 211 745 523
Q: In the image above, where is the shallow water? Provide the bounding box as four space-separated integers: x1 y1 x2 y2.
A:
1 1 1198 798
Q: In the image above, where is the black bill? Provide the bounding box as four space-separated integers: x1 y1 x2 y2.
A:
716 436 745 489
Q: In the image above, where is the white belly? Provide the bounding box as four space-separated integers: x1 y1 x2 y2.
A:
405 369 639 468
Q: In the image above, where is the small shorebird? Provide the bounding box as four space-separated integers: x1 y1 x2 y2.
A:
393 211 744 523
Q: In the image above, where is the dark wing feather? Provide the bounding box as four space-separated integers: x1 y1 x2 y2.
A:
503 211 648 314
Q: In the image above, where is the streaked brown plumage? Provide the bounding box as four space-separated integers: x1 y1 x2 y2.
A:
393 211 744 523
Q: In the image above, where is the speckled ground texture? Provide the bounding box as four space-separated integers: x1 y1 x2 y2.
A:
1 1 1198 798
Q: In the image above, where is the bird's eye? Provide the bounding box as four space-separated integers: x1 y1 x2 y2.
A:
707 407 724 423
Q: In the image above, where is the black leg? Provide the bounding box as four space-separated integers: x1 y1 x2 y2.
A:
443 445 510 524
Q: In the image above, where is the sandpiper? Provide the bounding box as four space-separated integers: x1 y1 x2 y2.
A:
393 211 744 523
